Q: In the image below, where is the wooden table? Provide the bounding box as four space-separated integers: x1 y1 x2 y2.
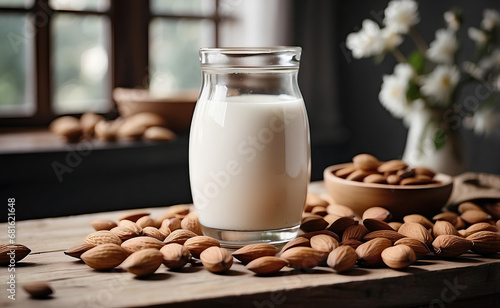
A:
1 182 500 307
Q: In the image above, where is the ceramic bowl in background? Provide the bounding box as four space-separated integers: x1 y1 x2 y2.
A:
113 88 198 133
323 164 454 220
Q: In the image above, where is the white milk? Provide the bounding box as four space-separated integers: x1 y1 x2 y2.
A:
189 94 310 231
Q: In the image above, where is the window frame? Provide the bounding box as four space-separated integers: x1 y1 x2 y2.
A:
0 0 222 127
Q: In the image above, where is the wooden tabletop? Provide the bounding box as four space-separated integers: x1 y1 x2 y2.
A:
1 182 500 307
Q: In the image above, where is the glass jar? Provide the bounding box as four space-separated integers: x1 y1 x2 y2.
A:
189 47 310 247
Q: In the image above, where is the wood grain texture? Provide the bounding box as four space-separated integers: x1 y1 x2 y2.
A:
1 182 500 307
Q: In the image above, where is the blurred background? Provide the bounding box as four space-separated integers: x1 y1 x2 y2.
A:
1 0 500 220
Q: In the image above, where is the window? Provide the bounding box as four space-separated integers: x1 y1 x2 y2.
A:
0 0 221 125
149 0 218 95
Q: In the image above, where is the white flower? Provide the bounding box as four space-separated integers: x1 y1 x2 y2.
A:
384 0 420 34
378 63 414 118
482 9 500 30
380 27 403 51
426 29 458 64
468 27 487 47
478 49 500 70
420 65 460 105
394 62 414 80
346 19 384 59
468 107 500 136
444 11 460 31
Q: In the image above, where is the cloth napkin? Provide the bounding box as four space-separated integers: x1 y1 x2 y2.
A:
446 172 500 219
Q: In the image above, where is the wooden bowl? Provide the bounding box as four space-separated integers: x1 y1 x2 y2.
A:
323 164 454 220
113 88 198 133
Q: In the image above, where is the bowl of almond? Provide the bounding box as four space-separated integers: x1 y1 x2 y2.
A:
323 154 453 220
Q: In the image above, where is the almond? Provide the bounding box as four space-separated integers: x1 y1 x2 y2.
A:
280 237 310 253
158 220 173 237
342 225 369 242
432 220 459 237
381 245 416 269
121 236 165 254
181 211 203 235
461 210 492 224
22 281 53 298
200 246 233 273
310 234 339 253
142 227 167 241
454 217 466 230
280 247 328 269
164 229 198 245
386 174 402 185
155 204 191 225
362 207 392 222
346 170 374 182
400 177 432 185
352 153 380 171
403 214 434 229
327 245 357 272
466 231 500 254
394 238 430 259
144 126 176 141
335 166 356 179
94 120 117 141
90 219 118 231
432 235 472 258
117 210 150 222
311 206 328 216
377 160 408 173
164 217 182 232
110 220 143 241
184 236 220 258
462 222 498 238
301 214 329 232
363 219 394 232
413 167 436 178
64 243 96 259
432 212 459 225
363 230 406 243
398 222 433 246
306 193 329 208
458 202 483 214
340 239 363 250
363 174 386 184
356 238 392 267
326 204 355 218
300 230 340 241
323 214 341 225
160 243 191 270
85 231 122 246
232 243 278 264
136 216 156 228
326 216 358 236
50 116 82 141
80 112 103 136
246 256 288 275
81 243 128 270
120 248 163 276
388 222 403 231
484 203 500 220
0 243 31 265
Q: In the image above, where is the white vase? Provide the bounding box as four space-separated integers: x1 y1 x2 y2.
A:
402 107 468 176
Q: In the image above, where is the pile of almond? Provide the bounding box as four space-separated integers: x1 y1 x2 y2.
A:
334 153 440 185
61 197 500 277
49 112 176 143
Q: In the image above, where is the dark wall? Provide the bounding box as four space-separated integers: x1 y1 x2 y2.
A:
301 0 500 174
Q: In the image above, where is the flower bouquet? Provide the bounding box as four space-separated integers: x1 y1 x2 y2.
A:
345 0 500 175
